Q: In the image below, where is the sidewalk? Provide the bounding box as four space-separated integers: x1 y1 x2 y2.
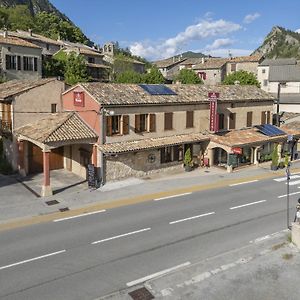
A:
0 161 299 224
98 230 300 300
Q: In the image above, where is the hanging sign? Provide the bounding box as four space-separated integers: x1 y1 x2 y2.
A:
232 147 243 155
208 92 219 132
74 91 85 107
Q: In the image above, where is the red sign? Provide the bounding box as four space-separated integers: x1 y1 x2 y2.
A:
208 92 219 132
232 147 243 155
73 91 85 107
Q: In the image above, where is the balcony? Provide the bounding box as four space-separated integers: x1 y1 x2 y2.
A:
0 120 12 136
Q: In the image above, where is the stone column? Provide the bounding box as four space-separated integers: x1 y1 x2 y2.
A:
17 141 26 177
250 147 254 164
41 150 53 197
92 144 98 166
207 148 214 167
254 147 259 166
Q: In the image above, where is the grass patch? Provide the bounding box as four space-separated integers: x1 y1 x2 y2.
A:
272 242 286 251
282 253 293 260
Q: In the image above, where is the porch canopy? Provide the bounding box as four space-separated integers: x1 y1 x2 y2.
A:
98 132 210 154
15 112 98 196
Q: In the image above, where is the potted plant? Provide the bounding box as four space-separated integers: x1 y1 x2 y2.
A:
183 148 193 172
271 144 279 171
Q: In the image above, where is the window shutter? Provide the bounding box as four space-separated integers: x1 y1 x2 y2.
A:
123 115 129 135
261 111 266 125
164 112 173 130
247 112 253 127
266 111 271 124
135 114 141 133
149 114 156 132
106 116 112 136
186 111 194 128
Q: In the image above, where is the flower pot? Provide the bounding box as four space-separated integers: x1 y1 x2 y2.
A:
184 165 193 172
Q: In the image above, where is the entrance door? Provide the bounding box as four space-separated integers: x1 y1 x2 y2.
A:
50 147 64 170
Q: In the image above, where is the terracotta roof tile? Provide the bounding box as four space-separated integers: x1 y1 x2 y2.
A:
15 112 98 145
98 133 209 154
228 54 263 63
153 57 187 68
0 35 41 49
192 58 227 70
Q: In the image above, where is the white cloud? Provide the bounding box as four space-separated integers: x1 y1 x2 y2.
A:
130 19 241 60
296 29 300 33
206 38 234 50
243 13 261 24
203 48 252 58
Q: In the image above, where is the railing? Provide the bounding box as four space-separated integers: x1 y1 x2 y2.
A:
0 120 12 134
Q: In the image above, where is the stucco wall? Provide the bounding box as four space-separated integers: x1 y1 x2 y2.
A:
226 61 258 76
13 80 65 129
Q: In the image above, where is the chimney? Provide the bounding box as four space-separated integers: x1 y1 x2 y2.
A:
28 29 32 36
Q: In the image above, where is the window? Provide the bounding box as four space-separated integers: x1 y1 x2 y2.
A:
106 115 129 136
247 112 253 127
160 145 183 164
198 72 206 80
262 69 266 74
34 57 38 71
218 113 225 130
261 111 271 124
229 113 236 129
164 112 173 130
17 56 21 70
231 63 236 72
6 55 16 70
51 104 57 113
23 56 34 71
88 57 95 64
46 44 50 50
263 80 268 86
135 114 156 133
186 111 194 128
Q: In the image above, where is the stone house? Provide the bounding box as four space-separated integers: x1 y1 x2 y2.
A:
0 32 42 81
62 83 278 182
153 57 187 81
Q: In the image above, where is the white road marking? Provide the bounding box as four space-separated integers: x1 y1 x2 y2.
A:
274 175 300 182
286 180 300 186
154 193 192 201
169 212 215 225
91 228 151 245
249 229 288 244
229 180 258 187
278 191 300 198
126 261 191 287
0 250 66 271
53 210 106 222
230 200 266 210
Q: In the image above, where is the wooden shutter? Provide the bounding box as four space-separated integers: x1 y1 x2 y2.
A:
149 114 156 132
123 115 129 135
135 114 141 133
164 112 173 130
186 111 194 128
229 113 236 129
261 111 266 125
106 116 112 136
218 113 224 130
247 112 253 127
266 111 271 124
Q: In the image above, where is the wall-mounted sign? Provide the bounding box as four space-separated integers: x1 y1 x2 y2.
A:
74 91 85 107
208 92 219 132
232 147 243 155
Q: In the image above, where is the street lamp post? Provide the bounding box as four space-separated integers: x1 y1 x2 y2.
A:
100 107 114 186
286 162 291 229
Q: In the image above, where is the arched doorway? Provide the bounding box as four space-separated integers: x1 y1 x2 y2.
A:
213 147 228 167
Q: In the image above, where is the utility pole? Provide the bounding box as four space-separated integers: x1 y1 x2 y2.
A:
286 162 291 229
276 83 281 127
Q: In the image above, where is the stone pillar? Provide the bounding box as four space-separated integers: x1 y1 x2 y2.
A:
92 144 98 166
254 147 259 166
207 149 214 167
41 151 53 197
250 148 254 164
17 141 26 177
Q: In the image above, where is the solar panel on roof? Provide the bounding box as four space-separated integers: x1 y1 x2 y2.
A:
139 84 177 95
256 124 286 137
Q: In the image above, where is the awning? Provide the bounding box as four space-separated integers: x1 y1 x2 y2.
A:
98 133 210 154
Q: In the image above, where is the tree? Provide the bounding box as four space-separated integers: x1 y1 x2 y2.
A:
7 5 33 31
143 67 165 84
223 70 260 87
115 70 142 83
175 69 203 84
0 8 9 29
64 52 89 85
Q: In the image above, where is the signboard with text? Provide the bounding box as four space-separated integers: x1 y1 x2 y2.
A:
232 147 243 155
73 91 85 107
208 92 219 132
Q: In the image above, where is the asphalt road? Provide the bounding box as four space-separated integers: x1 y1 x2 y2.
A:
0 174 299 300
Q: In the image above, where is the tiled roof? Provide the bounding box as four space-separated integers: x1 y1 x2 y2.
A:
153 57 187 68
76 83 275 106
269 65 300 82
0 35 41 49
0 78 57 100
192 58 227 70
15 112 98 144
259 58 297 67
79 48 104 57
273 93 300 104
228 55 263 63
4 30 62 46
209 126 293 147
180 57 208 66
98 133 209 154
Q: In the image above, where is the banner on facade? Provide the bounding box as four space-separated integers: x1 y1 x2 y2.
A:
232 147 243 155
208 92 219 132
74 91 85 107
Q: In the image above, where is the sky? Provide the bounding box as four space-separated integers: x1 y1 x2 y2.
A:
51 0 300 61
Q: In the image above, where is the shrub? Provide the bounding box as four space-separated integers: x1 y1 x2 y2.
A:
271 144 279 167
184 148 193 167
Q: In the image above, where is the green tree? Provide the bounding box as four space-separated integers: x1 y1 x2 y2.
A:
115 70 142 83
143 67 165 84
0 8 9 29
7 5 33 30
64 52 89 85
175 69 203 84
223 70 260 87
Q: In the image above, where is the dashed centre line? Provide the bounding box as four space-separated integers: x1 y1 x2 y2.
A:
229 180 259 187
230 200 266 210
169 212 215 225
91 228 151 245
154 193 192 201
